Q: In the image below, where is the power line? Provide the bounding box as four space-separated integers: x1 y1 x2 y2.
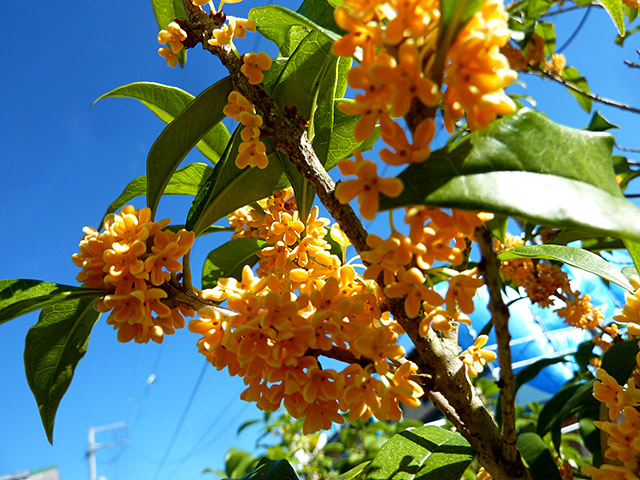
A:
151 359 209 480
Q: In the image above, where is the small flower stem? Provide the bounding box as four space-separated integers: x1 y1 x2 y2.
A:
182 251 193 291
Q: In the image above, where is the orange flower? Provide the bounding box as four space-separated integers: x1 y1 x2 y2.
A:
241 52 272 85
384 267 444 318
223 91 255 121
236 139 269 169
157 22 187 54
335 150 403 220
158 47 178 68
380 118 435 166
460 335 496 377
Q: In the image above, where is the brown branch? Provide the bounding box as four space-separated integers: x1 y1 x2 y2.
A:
178 4 529 478
476 227 518 464
528 69 640 115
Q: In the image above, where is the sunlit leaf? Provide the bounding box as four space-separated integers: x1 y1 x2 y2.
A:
147 77 233 218
600 0 625 36
249 5 340 56
497 245 633 292
561 66 592 113
186 132 288 235
93 82 230 164
585 110 620 132
24 298 101 443
202 238 268 289
100 162 214 228
365 425 475 480
0 279 104 326
380 110 640 242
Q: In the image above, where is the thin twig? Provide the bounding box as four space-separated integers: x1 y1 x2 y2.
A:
540 3 600 17
528 69 640 115
556 6 591 53
476 227 518 464
616 145 640 155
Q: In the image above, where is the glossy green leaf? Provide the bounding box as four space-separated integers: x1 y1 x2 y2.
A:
249 5 340 56
613 156 640 192
526 0 555 20
0 279 105 326
336 461 371 480
147 77 233 218
237 458 299 480
485 214 508 243
100 162 214 227
601 338 640 384
327 100 380 169
25 297 101 443
225 447 257 479
365 426 475 480
586 110 620 132
537 380 598 449
186 132 288 235
380 110 640 242
497 245 633 292
600 0 625 36
296 0 343 34
624 239 640 273
202 238 268 289
93 82 229 164
517 432 562 480
561 67 592 113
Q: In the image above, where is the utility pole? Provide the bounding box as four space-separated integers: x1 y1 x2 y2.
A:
87 422 129 480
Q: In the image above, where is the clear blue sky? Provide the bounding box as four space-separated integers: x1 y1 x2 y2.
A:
1 1 640 479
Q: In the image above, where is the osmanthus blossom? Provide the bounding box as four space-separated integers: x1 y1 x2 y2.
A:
241 52 273 85
335 150 404 220
460 335 496 377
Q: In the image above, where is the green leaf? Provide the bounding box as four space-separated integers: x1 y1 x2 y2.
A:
93 82 230 164
601 338 640 384
624 4 639 23
147 77 233 218
336 461 371 480
270 30 336 220
225 447 257 478
202 238 268 289
249 5 340 56
496 353 568 427
380 110 640 242
561 66 592 113
186 132 288 236
578 417 604 467
151 0 187 29
613 156 640 192
485 214 508 243
527 0 555 20
100 162 214 227
497 245 633 292
600 0 625 36
327 100 380 169
365 426 475 480
24 297 101 443
239 458 299 480
624 239 640 273
517 432 562 480
586 110 620 132
0 279 105 326
296 0 344 34
535 21 556 56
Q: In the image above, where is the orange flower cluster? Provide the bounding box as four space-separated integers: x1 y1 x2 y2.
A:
189 189 424 433
362 206 490 333
73 205 195 343
585 362 640 479
206 16 255 47
332 0 516 153
157 22 187 68
497 234 603 330
223 91 269 169
241 52 272 85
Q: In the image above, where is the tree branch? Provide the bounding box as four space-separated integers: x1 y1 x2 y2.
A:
527 69 640 115
178 4 529 478
476 227 518 464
